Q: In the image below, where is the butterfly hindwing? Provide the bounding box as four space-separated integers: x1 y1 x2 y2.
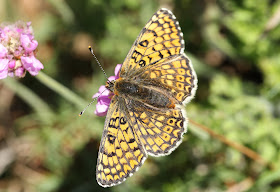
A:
127 104 187 156
137 54 198 104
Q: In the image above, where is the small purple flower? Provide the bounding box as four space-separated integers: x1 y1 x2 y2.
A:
21 56 43 76
0 21 43 79
0 44 8 58
8 60 16 68
20 34 38 53
114 64 121 79
93 86 113 116
0 59 9 79
93 64 122 116
14 67 25 77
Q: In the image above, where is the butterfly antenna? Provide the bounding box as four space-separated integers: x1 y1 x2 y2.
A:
88 46 109 81
79 88 108 116
79 98 98 116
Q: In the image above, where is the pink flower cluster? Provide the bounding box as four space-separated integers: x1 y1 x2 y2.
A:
93 64 122 116
0 21 43 79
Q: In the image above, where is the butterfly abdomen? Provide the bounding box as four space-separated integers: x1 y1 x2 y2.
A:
114 78 175 109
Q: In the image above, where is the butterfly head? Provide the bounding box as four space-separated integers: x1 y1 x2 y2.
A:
105 80 115 92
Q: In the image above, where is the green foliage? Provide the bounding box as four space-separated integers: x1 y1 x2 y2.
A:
1 0 280 191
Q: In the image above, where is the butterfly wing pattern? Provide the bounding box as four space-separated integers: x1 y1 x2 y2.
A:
96 97 147 186
121 8 185 77
96 8 198 187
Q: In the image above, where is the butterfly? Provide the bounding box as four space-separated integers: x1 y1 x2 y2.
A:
96 8 198 187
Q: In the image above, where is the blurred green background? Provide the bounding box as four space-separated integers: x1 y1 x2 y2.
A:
1 0 280 191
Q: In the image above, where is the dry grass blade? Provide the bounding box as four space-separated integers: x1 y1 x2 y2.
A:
189 119 275 170
226 177 254 192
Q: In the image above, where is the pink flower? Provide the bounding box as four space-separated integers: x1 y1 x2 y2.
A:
0 44 8 58
93 64 122 116
0 59 9 79
8 60 16 69
0 21 43 79
113 64 121 79
20 34 38 53
14 67 25 77
21 56 44 76
93 86 113 116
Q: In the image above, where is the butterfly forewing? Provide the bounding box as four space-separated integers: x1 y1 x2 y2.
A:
96 96 147 187
120 8 185 78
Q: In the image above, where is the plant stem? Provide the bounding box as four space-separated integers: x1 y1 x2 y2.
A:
35 72 88 109
3 78 54 123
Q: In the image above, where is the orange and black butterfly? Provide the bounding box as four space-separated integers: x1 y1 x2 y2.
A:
96 8 197 187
